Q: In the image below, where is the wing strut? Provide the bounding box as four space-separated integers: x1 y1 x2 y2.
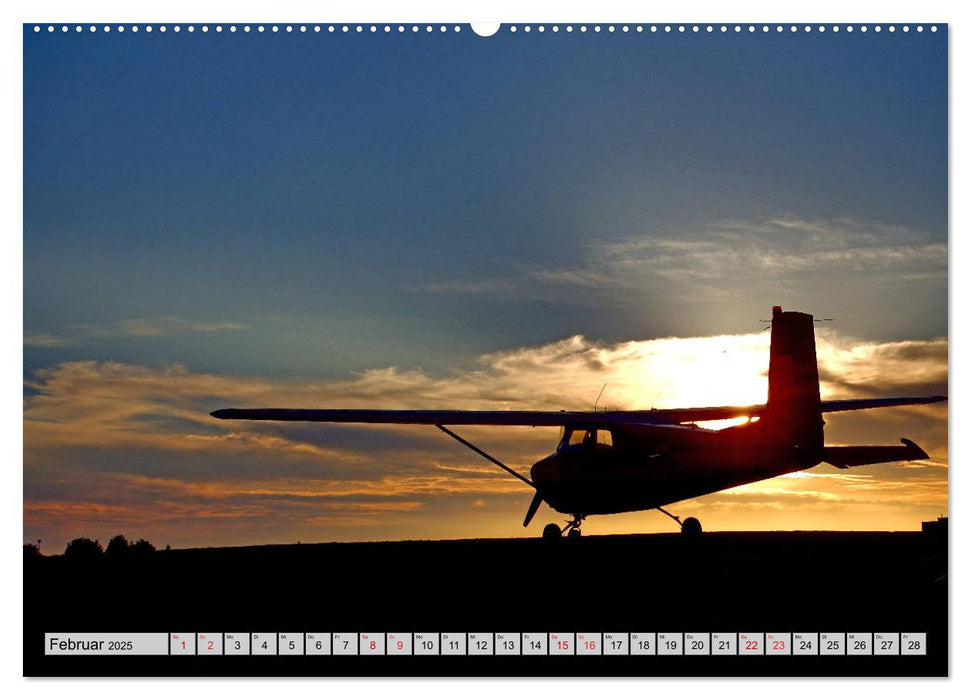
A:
435 424 534 487
656 506 683 526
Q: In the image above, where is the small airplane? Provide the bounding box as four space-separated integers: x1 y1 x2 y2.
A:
212 306 946 539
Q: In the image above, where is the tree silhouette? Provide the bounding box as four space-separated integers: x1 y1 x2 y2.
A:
105 534 131 558
131 539 156 556
24 542 42 562
64 537 103 560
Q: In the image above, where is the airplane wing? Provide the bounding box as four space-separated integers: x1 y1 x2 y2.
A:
210 405 766 427
820 396 947 413
211 395 946 427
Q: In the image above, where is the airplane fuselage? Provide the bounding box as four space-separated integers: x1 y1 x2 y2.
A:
529 421 818 516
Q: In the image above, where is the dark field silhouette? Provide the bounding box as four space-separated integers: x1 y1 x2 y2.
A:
24 530 946 677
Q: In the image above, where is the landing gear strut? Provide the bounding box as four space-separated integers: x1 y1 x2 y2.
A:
563 514 585 538
658 506 703 537
542 514 586 540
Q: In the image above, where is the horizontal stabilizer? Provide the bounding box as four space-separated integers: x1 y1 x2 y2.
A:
822 438 929 469
821 396 947 413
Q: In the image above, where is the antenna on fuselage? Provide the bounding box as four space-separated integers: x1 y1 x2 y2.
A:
594 382 608 412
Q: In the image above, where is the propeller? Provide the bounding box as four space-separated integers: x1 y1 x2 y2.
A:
433 424 545 528
523 490 545 528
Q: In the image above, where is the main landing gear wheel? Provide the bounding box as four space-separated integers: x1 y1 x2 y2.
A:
542 523 562 540
567 529 582 539
680 517 702 537
657 506 703 537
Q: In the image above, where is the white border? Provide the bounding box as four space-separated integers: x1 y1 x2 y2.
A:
5 1 963 698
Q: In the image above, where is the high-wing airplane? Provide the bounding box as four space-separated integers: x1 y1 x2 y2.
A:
212 307 946 539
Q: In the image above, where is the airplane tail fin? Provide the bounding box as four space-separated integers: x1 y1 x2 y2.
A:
764 306 824 453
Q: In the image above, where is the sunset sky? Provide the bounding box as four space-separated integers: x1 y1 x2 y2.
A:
23 24 947 552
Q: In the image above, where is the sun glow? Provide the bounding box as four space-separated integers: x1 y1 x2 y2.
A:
608 334 770 411
694 416 757 431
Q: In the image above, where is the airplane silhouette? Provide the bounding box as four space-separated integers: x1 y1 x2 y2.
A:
212 307 946 539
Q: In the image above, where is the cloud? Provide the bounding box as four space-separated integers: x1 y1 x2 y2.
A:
24 316 247 348
23 332 75 348
23 326 947 550
412 216 946 302
816 335 948 396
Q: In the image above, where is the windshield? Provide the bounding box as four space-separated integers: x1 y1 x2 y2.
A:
559 428 613 452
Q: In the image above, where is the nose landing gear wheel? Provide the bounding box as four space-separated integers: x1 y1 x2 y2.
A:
542 514 587 540
562 514 586 539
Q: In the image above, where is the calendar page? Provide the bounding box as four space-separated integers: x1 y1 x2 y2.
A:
22 13 948 678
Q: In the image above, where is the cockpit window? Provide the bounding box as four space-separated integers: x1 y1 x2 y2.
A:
568 430 588 447
560 428 613 452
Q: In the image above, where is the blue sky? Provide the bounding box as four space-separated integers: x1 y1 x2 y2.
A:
23 24 948 548
25 27 946 378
